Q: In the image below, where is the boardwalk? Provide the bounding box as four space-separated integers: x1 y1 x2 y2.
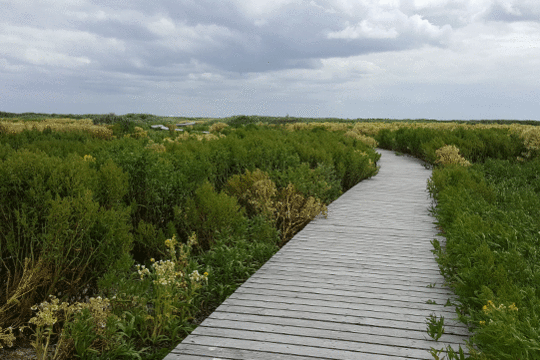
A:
166 149 469 360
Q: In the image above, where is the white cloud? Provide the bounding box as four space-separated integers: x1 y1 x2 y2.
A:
147 17 176 37
188 72 225 81
413 0 452 10
24 48 91 67
245 56 383 90
327 8 450 40
233 0 300 17
407 14 451 37
352 20 540 87
328 20 399 39
0 24 124 68
309 1 337 13
154 22 237 52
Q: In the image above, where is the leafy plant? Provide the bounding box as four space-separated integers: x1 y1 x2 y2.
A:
426 313 445 341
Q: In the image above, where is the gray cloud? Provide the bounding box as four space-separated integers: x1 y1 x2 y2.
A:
1 0 539 119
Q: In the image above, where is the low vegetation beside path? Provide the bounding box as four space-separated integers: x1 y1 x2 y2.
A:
374 123 540 359
1 113 539 359
0 115 379 359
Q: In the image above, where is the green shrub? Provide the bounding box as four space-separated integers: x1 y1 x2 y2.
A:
376 127 525 164
197 217 278 308
224 169 277 218
0 118 384 358
272 163 342 204
181 182 247 250
0 150 133 300
428 159 540 359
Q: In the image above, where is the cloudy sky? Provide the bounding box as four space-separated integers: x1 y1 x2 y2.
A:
1 0 539 120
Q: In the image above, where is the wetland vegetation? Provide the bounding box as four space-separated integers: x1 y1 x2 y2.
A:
0 112 539 359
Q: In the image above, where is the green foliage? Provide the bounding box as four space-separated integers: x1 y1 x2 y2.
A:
272 163 342 204
428 158 540 359
224 169 277 218
426 314 445 341
0 118 382 359
376 127 525 164
197 217 279 308
182 182 247 250
226 115 257 127
0 151 133 301
66 308 99 359
94 159 129 209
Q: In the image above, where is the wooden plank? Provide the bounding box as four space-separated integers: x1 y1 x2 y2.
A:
167 149 470 359
211 304 468 336
183 331 432 359
246 273 452 296
239 280 457 303
279 245 439 260
231 287 457 315
265 255 443 272
242 277 454 300
211 302 467 334
196 318 468 352
176 336 405 360
226 292 458 318
165 344 326 360
207 312 468 344
256 262 446 282
251 268 448 292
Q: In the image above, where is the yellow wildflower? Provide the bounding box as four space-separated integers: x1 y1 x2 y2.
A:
83 154 96 162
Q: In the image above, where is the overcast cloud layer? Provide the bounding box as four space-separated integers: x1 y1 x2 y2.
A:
1 0 539 120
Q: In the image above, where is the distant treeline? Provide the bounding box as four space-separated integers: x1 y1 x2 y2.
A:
1 111 539 126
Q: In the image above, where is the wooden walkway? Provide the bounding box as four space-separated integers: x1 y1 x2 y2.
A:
165 149 469 360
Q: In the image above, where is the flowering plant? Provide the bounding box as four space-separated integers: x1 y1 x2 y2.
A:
136 234 208 343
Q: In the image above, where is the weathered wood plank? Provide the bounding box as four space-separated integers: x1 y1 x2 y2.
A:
167 149 470 359
239 280 457 303
265 255 443 272
207 311 468 344
226 292 458 318
250 269 449 292
246 274 452 296
241 279 454 303
165 344 326 360
210 303 467 335
231 287 458 315
277 246 439 260
173 336 405 360
256 262 446 282
195 318 467 352
182 332 432 359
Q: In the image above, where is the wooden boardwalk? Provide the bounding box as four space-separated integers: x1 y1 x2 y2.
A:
165 149 469 360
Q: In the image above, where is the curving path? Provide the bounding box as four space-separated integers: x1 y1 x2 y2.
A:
165 149 469 360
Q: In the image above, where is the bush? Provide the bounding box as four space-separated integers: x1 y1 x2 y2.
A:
435 145 471 167
224 169 277 218
428 158 540 359
0 118 384 358
197 217 278 308
0 150 133 301
275 183 327 244
181 182 247 250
